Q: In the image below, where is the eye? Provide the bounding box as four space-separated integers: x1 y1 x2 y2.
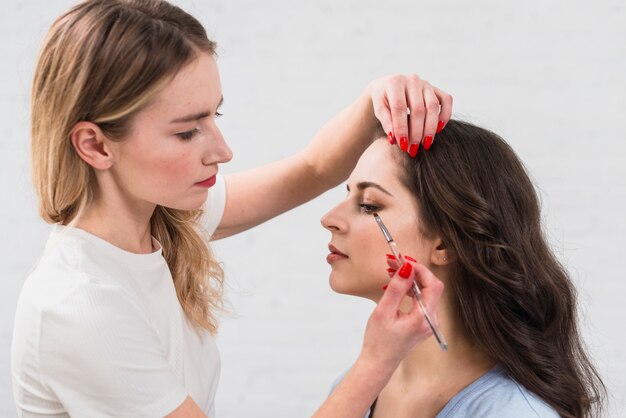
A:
358 203 381 214
175 128 200 141
215 112 223 118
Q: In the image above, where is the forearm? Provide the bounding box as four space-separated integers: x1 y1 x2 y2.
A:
214 90 378 239
313 262 445 418
312 354 395 418
301 88 379 190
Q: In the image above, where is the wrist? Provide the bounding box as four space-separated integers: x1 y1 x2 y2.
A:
356 87 380 136
353 350 398 385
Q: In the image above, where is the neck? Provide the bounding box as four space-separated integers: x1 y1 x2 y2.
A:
397 327 494 387
394 298 494 389
72 183 156 254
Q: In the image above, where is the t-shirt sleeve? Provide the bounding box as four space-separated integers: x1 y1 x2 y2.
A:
201 174 226 237
38 282 188 418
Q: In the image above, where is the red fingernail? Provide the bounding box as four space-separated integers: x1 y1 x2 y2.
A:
386 268 397 273
388 131 396 145
398 262 412 279
436 121 445 133
382 285 388 290
405 255 416 262
424 136 433 150
399 137 408 152
386 254 396 260
409 143 419 158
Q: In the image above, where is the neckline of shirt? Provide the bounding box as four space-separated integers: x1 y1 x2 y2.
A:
49 224 165 266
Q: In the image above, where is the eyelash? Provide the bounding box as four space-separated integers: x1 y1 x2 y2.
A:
175 112 223 141
175 128 200 141
358 203 381 214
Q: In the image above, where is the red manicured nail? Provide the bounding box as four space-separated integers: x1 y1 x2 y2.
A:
409 143 419 158
398 262 412 279
405 255 416 262
382 285 388 290
386 268 397 273
399 137 408 152
436 121 445 133
388 131 396 145
424 136 433 150
386 254 396 260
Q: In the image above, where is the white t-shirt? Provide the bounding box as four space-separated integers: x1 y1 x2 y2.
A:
11 176 227 418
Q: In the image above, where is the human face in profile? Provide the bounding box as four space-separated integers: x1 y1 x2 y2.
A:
321 139 439 301
105 52 233 213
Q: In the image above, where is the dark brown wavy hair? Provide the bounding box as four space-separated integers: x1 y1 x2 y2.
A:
392 120 605 417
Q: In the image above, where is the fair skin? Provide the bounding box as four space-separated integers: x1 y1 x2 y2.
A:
71 52 451 417
322 139 494 417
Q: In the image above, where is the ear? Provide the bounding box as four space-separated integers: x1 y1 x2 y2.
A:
430 237 454 266
70 121 113 170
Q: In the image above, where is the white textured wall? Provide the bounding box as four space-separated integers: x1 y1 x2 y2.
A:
1 1 624 416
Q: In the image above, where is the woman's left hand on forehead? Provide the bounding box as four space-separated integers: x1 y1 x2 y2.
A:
368 75 452 156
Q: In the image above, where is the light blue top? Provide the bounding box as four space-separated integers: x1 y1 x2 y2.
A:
331 366 559 417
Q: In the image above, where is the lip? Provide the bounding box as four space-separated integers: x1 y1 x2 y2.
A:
327 243 349 264
195 175 217 188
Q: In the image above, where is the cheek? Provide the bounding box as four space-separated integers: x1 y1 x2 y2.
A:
137 148 194 186
329 227 393 298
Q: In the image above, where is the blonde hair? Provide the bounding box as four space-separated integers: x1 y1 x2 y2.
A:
31 0 224 333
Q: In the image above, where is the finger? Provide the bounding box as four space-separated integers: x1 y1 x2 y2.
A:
405 76 425 152
404 263 444 334
386 76 410 152
377 262 416 316
372 95 395 144
411 263 445 313
406 292 422 318
422 84 440 151
386 254 417 270
433 86 453 133
385 254 401 270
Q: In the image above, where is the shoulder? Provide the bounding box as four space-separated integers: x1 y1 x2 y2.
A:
15 273 149 365
439 367 559 418
15 247 142 335
15 225 159 326
14 235 151 360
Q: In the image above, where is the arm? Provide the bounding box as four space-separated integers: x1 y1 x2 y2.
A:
212 75 452 240
312 261 445 418
165 396 206 418
162 263 443 418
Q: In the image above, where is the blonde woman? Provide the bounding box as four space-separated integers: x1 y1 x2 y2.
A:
11 1 451 417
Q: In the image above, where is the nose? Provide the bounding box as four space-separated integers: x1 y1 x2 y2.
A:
202 122 233 166
321 201 348 233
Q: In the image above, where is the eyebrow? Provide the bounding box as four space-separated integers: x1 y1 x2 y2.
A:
170 96 224 124
346 181 393 197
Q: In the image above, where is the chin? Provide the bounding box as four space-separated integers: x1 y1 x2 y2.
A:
329 274 378 301
160 195 207 211
329 274 352 295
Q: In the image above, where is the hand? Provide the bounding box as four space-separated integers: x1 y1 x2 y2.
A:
360 260 445 371
367 75 453 156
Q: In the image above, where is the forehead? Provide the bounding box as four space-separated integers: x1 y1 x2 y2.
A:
348 139 403 188
142 52 221 118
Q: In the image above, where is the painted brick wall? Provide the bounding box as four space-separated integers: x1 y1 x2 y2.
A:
1 1 624 416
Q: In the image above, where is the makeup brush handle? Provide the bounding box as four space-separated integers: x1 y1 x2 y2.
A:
412 283 449 351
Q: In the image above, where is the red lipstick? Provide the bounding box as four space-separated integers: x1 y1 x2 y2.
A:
196 175 217 188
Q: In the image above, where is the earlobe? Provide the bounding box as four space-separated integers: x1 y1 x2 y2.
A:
431 238 454 266
70 121 113 170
